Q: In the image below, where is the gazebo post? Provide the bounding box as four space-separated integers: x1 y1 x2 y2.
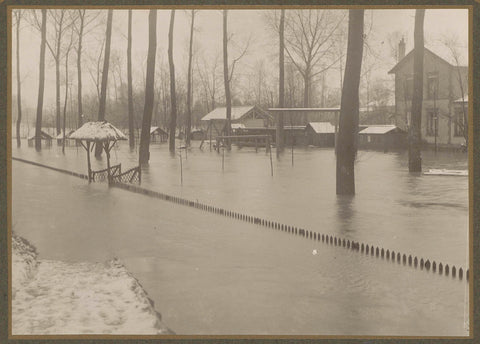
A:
86 141 92 182
104 141 112 185
209 120 212 151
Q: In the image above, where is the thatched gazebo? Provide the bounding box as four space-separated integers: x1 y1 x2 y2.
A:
70 121 127 183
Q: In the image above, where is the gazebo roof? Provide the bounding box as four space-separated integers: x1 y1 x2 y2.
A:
70 121 127 142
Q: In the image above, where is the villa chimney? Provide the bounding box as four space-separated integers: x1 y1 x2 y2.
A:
398 38 406 62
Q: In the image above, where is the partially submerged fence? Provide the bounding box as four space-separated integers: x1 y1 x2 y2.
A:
13 156 468 282
90 163 122 182
113 182 469 282
111 166 141 184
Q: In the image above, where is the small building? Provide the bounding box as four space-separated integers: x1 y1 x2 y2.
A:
55 130 76 146
190 128 206 141
27 130 53 147
358 125 407 151
284 126 308 146
201 105 273 139
305 122 336 147
150 127 168 143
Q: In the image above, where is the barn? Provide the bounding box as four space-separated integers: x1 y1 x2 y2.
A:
358 125 407 151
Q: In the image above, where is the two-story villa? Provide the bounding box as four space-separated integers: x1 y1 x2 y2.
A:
388 39 468 147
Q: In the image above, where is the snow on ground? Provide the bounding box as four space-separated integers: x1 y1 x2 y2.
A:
12 233 173 335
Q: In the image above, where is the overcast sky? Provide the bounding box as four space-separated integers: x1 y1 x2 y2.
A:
12 8 469 110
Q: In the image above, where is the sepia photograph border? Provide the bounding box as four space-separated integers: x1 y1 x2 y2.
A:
0 0 477 342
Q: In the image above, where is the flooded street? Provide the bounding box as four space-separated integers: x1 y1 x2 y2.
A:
12 140 469 335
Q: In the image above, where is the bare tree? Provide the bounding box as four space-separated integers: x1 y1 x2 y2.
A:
86 37 105 103
127 9 134 149
62 25 76 154
185 10 196 147
408 9 425 172
284 10 346 107
139 10 157 164
72 9 102 128
223 10 232 149
276 9 285 156
168 10 177 153
336 9 364 195
95 9 113 157
46 10 65 135
14 10 23 147
195 54 220 113
35 9 47 151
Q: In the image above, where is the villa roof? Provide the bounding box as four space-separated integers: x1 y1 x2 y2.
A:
388 48 465 74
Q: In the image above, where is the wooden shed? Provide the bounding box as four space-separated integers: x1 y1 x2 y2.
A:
358 125 407 151
55 130 76 146
150 126 168 143
27 130 53 147
305 122 336 147
190 129 206 141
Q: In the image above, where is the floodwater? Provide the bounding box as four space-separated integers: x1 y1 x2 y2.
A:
12 140 469 335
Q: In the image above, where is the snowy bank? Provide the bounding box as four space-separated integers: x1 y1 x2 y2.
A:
12 233 173 335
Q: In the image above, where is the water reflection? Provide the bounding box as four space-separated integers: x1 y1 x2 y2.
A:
336 195 356 235
11 140 469 335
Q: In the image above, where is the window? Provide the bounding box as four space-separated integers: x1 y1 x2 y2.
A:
454 109 466 137
426 110 438 137
403 76 413 100
406 111 411 127
427 72 439 100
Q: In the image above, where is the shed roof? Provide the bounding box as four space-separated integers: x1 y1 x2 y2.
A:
150 126 168 135
55 130 75 140
70 121 127 142
201 106 256 121
27 130 53 140
307 122 336 134
359 125 403 135
454 95 468 103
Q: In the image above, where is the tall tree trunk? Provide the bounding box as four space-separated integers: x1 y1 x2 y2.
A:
408 9 425 172
276 9 285 157
336 9 364 195
77 10 84 128
55 58 61 134
95 9 113 157
139 10 157 164
62 42 71 154
127 9 134 149
223 10 232 149
35 9 47 152
55 12 64 135
303 69 311 107
15 11 22 147
186 10 195 147
168 10 177 153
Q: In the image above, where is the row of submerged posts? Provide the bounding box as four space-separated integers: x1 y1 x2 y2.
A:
12 156 469 283
112 182 469 282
